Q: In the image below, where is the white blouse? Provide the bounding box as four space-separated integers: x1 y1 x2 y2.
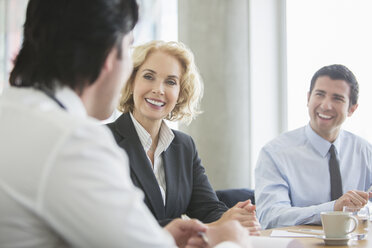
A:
130 113 174 205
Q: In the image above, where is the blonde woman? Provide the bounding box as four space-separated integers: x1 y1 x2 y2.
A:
107 40 260 234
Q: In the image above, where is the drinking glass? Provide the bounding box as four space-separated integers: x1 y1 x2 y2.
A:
343 205 369 240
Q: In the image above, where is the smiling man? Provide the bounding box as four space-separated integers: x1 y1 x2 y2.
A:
255 64 372 229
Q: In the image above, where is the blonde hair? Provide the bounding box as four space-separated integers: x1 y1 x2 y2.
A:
118 40 203 125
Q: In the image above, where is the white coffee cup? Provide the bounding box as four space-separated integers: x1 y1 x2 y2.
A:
321 211 358 238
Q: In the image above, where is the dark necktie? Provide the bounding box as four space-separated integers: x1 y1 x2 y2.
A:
329 145 343 200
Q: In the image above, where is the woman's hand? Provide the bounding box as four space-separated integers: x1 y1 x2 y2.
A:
210 200 261 236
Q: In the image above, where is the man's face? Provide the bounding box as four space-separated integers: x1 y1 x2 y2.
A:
119 32 135 86
307 76 358 142
94 32 134 120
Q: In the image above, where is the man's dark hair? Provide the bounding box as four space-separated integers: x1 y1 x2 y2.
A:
9 0 138 93
309 64 359 106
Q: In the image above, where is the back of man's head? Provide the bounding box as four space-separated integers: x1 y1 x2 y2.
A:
9 0 138 93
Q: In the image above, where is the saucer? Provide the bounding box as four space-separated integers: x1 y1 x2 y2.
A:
316 235 350 246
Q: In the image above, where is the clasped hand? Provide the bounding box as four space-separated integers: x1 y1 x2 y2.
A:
334 190 372 211
210 199 261 236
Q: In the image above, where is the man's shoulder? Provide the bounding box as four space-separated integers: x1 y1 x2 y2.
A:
33 103 101 140
341 130 372 150
1 86 107 146
263 126 307 152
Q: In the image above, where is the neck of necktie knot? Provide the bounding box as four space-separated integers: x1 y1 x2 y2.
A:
329 144 337 157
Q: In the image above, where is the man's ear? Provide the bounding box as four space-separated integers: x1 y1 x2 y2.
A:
307 92 311 106
92 47 118 88
103 47 118 72
348 103 358 117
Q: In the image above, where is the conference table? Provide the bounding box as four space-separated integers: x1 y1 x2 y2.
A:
260 225 371 247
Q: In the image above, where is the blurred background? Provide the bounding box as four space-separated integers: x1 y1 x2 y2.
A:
1 0 371 190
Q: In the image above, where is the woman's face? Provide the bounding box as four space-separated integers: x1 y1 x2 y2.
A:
132 50 182 125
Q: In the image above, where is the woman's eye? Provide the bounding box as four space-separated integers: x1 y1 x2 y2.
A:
143 74 153 80
167 80 177 85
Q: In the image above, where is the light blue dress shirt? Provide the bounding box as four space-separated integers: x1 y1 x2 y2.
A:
255 124 372 229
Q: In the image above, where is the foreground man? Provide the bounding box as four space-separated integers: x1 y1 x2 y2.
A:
0 0 250 247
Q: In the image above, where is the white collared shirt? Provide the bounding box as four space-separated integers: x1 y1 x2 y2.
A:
130 112 174 205
0 86 176 247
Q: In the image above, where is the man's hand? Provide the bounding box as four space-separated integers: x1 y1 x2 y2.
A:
334 190 371 211
164 218 207 248
211 200 261 235
186 220 251 248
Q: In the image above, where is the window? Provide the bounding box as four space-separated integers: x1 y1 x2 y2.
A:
0 0 178 96
287 0 372 142
0 0 28 94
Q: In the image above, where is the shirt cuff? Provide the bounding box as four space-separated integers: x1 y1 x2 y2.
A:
314 201 336 223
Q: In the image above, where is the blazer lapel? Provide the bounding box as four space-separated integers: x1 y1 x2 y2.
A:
113 113 166 219
163 142 181 215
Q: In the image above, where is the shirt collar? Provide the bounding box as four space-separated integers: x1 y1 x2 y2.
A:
158 120 175 152
55 86 87 117
305 123 343 157
130 112 152 151
130 112 175 154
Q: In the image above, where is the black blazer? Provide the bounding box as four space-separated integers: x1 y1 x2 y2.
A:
107 113 228 226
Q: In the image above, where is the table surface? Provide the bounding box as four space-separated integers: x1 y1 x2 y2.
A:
260 225 371 248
